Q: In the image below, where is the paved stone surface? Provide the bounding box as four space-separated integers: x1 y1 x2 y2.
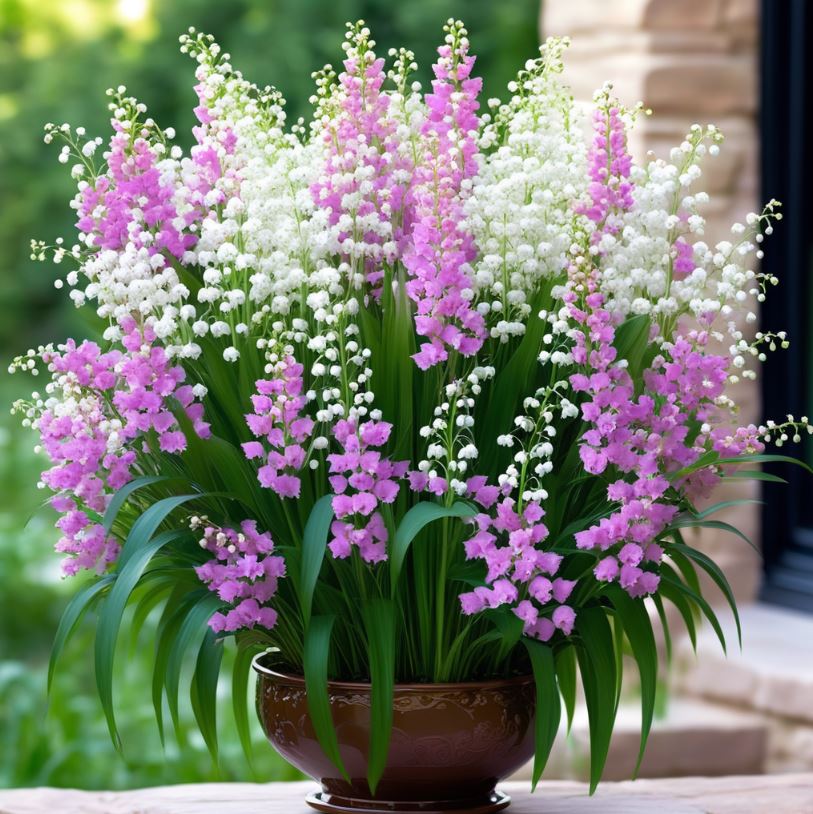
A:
1 776 811 813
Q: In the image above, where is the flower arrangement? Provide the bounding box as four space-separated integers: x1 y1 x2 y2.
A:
12 19 807 795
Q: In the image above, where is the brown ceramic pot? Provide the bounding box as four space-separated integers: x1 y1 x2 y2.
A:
253 654 536 814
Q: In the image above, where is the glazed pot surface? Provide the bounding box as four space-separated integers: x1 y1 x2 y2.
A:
253 655 536 813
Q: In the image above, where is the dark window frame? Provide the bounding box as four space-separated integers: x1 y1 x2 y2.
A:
759 0 813 611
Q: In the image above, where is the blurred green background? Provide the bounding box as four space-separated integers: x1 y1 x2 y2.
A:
0 0 539 790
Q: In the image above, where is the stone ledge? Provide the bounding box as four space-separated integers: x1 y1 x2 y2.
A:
0 776 811 814
515 697 768 781
677 603 813 725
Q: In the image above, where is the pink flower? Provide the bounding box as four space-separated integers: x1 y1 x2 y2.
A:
326 418 407 564
195 520 286 633
245 355 311 500
402 27 486 368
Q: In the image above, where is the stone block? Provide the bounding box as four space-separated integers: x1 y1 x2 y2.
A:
677 603 813 725
543 0 725 34
513 697 767 782
642 0 723 31
644 55 756 115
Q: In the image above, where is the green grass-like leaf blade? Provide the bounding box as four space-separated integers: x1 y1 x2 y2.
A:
606 585 658 777
524 638 560 790
362 599 396 794
575 605 618 793
390 501 477 596
670 541 742 648
303 615 348 780
555 644 577 733
95 529 186 748
233 641 264 770
190 629 224 765
102 475 173 533
165 591 224 745
300 495 334 628
49 574 114 693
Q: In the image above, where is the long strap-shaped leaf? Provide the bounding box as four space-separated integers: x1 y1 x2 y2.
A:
555 644 577 733
48 574 114 693
523 638 561 790
303 615 348 780
670 540 742 647
95 529 188 747
118 494 204 570
300 495 335 628
606 586 657 777
165 592 225 745
362 599 395 794
152 587 202 745
390 501 477 595
102 475 174 532
667 516 757 553
575 605 618 794
190 628 225 765
661 566 728 654
233 641 265 770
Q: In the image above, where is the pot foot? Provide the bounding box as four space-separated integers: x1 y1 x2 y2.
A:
305 789 510 814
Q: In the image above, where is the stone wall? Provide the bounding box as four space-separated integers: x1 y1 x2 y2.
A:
541 0 762 602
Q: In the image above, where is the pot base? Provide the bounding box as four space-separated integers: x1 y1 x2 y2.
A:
305 789 511 814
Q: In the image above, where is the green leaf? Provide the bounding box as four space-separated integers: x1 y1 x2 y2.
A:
165 592 224 744
668 517 758 553
152 588 201 745
95 529 186 748
613 314 653 379
657 577 697 652
723 469 787 484
49 575 114 693
128 577 174 654
190 629 224 765
715 452 813 472
667 541 703 596
118 494 203 570
233 641 264 770
670 542 742 648
575 605 618 793
303 615 348 780
390 501 477 596
606 586 657 777
362 599 396 794
661 567 727 654
692 498 763 520
488 607 525 662
651 593 672 663
300 495 335 628
102 475 173 532
555 645 577 733
523 639 561 790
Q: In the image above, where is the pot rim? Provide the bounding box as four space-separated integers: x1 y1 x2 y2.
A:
251 651 533 692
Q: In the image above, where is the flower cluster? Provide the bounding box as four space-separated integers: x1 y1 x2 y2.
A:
310 23 413 293
404 20 486 369
13 320 208 575
328 418 408 562
459 498 576 641
243 355 314 499
466 39 586 341
194 518 286 633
